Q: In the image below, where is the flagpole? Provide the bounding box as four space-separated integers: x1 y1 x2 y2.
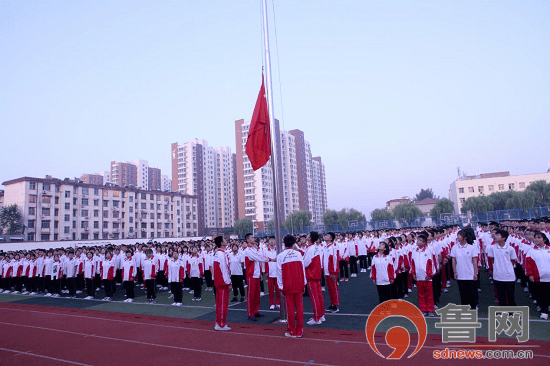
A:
262 0 286 322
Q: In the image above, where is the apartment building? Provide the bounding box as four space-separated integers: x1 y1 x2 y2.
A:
2 176 199 242
171 140 236 234
449 170 550 213
234 119 328 229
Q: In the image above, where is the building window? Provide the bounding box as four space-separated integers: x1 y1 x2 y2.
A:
94 221 99 229
64 214 70 222
94 199 99 206
28 207 36 215
82 188 89 195
103 200 109 207
64 227 70 234
103 222 109 229
42 208 50 216
458 188 464 194
94 188 99 195
488 185 494 192
29 195 37 203
65 203 70 210
103 211 109 218
478 186 484 193
509 183 515 190
41 220 50 228
28 233 35 241
498 184 505 191
519 182 525 189
28 220 35 229
43 183 51 191
65 191 70 198
29 182 36 190
41 234 50 241
468 187 474 193
81 210 88 217
54 221 59 229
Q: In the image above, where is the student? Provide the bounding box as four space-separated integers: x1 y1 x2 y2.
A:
48 255 63 297
121 250 137 303
487 229 517 306
101 251 116 301
83 252 96 299
450 229 479 310
213 236 232 331
411 234 436 317
525 231 550 320
142 249 158 304
323 232 340 313
167 251 185 306
21 253 33 295
264 237 280 310
370 241 395 303
229 244 245 302
304 231 325 325
337 234 349 282
2 253 14 293
64 251 78 298
277 234 306 338
187 246 204 302
11 254 23 294
243 233 270 321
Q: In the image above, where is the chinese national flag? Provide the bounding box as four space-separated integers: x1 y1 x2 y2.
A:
246 75 271 171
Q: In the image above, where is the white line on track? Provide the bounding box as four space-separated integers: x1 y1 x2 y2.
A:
0 346 93 366
0 321 337 366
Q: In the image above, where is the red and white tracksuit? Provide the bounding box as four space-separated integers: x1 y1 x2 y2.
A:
244 246 268 317
323 243 340 306
277 248 306 337
370 254 395 285
304 243 325 321
213 249 232 327
121 257 137 282
264 247 280 306
411 246 436 312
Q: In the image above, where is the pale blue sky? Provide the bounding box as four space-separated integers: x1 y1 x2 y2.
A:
1 0 549 218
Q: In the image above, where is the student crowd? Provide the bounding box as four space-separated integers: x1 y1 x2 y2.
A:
1 218 549 338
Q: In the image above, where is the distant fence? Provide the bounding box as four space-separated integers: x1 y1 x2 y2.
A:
247 206 550 237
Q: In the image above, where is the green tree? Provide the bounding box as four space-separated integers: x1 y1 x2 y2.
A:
233 218 253 238
393 201 423 222
0 204 23 235
505 190 536 211
283 210 312 233
335 208 367 230
415 188 437 201
266 220 274 232
430 198 455 217
370 208 394 221
525 180 550 207
322 209 339 229
461 195 493 213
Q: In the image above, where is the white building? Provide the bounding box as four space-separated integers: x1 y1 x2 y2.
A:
2 176 199 242
161 175 171 192
171 140 236 234
449 170 550 213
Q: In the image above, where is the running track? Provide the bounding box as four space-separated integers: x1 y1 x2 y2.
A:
0 303 548 366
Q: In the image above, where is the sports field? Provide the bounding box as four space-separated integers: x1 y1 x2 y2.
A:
0 270 548 365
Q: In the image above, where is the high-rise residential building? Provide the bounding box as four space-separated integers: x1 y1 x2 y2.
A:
2 176 199 242
80 174 104 186
171 140 236 234
449 170 550 214
110 160 164 190
234 119 327 229
100 171 111 184
161 175 172 192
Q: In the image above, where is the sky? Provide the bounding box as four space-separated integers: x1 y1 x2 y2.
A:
1 0 549 219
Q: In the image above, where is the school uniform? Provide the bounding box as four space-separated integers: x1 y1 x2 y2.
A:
450 243 479 310
167 257 185 303
337 239 349 280
83 257 96 297
63 258 77 296
304 243 325 322
264 246 280 307
12 259 24 293
370 253 395 303
121 256 137 300
277 248 306 337
213 249 232 328
228 251 245 299
101 258 116 298
323 242 340 309
525 245 550 317
487 242 517 306
411 246 436 313
141 257 158 300
244 246 269 317
50 261 63 295
187 254 204 300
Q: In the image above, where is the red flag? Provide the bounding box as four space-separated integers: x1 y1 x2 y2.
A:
246 75 271 171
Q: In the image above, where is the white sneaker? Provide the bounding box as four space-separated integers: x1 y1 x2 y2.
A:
260 292 265 296
21 291 29 295
76 291 82 294
321 287 326 291
215 323 231 331
307 318 322 325
443 289 449 293
285 332 297 338
541 313 549 320
169 294 174 299
12 291 20 294
276 304 280 308
524 287 529 292
434 305 438 310
270 305 275 310
84 296 93 300
175 302 182 306
29 292 37 295
171 302 178 306
478 288 482 292
127 298 134 303
189 290 194 294
222 325 231 331
320 315 326 322
52 293 60 297
517 279 521 283
163 287 169 291
404 294 409 298
45 293 52 297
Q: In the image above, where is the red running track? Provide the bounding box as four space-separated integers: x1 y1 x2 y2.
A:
0 303 548 366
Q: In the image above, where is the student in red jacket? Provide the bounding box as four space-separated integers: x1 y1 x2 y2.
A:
101 251 116 301
323 232 340 313
304 231 325 325
277 234 306 338
213 236 232 331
